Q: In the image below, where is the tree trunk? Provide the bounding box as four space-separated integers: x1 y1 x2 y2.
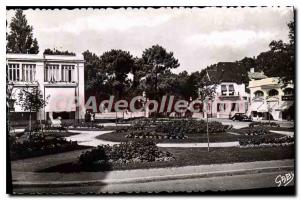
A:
206 102 210 152
29 111 32 140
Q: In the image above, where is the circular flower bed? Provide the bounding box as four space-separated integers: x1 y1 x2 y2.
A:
78 139 175 170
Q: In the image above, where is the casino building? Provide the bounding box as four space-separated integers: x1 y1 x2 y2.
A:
6 53 85 124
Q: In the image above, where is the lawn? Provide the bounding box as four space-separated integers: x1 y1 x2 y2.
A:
39 144 295 173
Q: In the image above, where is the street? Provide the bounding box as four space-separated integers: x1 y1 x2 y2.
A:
13 169 294 194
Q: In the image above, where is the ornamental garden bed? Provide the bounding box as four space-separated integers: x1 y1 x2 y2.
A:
9 132 89 160
96 119 236 143
39 139 175 172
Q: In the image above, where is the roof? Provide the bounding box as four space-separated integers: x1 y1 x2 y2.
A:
204 62 249 84
6 53 84 62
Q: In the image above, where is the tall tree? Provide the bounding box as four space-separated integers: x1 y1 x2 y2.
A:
82 50 109 103
256 20 294 83
100 49 134 99
142 45 180 100
7 9 39 54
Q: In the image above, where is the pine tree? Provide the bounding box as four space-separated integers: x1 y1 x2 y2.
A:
7 9 39 54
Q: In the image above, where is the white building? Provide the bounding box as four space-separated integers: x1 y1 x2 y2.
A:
248 69 294 121
7 53 85 124
198 82 250 119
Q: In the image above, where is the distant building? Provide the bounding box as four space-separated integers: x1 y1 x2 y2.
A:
248 68 294 121
6 53 85 124
198 62 250 119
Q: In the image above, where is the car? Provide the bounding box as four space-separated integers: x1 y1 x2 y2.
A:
230 113 252 121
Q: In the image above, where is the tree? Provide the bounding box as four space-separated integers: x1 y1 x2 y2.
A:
82 50 109 104
44 48 76 55
17 84 48 136
198 72 217 152
256 20 294 83
100 49 134 100
7 9 39 54
142 45 180 100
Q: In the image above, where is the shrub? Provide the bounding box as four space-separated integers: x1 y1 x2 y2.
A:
245 126 269 136
10 132 80 160
249 122 280 128
239 135 294 146
155 119 227 138
78 139 174 169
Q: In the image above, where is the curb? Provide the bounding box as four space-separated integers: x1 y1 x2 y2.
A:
13 165 294 188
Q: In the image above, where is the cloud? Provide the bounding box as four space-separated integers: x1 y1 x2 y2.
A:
6 7 294 73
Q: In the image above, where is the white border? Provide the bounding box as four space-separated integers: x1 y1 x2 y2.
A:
1 1 298 199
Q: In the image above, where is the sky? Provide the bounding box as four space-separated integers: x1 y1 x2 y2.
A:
6 7 294 73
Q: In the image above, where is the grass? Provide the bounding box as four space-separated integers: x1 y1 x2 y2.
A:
39 144 295 173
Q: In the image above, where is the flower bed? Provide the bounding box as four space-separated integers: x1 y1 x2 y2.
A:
155 119 228 138
10 132 85 160
239 135 294 147
249 122 280 128
245 126 269 136
78 139 174 171
124 130 188 140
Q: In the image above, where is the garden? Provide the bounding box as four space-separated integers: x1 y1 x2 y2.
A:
96 118 238 143
9 125 90 160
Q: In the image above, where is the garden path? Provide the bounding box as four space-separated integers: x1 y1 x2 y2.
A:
269 130 294 137
66 130 240 148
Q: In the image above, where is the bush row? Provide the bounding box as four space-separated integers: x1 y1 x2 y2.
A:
249 122 280 128
239 136 294 146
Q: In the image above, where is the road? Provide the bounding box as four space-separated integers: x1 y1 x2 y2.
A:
13 170 294 194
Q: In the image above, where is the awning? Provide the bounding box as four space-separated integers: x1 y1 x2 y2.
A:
251 101 268 112
45 87 76 112
275 101 294 111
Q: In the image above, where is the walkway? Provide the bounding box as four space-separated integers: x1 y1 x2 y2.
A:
66 130 240 148
12 159 294 186
270 130 294 137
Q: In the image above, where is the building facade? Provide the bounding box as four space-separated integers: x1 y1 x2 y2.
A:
201 82 250 119
248 76 294 121
6 53 85 124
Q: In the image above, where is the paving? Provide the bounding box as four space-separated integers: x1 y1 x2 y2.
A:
66 130 240 148
270 130 294 137
12 159 294 189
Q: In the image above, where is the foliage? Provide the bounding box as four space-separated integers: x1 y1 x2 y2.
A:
245 126 269 136
78 140 174 170
100 49 134 99
7 9 39 54
43 48 76 56
156 119 227 138
142 45 180 100
239 135 294 146
10 132 79 160
17 84 48 112
249 122 280 128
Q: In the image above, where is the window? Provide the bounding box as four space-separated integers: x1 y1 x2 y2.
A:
268 89 279 97
221 85 227 95
283 88 293 96
217 103 226 112
231 103 239 112
22 64 36 82
7 63 20 81
45 65 60 82
228 84 235 96
254 90 264 97
62 65 75 82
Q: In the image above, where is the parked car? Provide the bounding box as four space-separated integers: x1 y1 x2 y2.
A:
230 113 252 121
